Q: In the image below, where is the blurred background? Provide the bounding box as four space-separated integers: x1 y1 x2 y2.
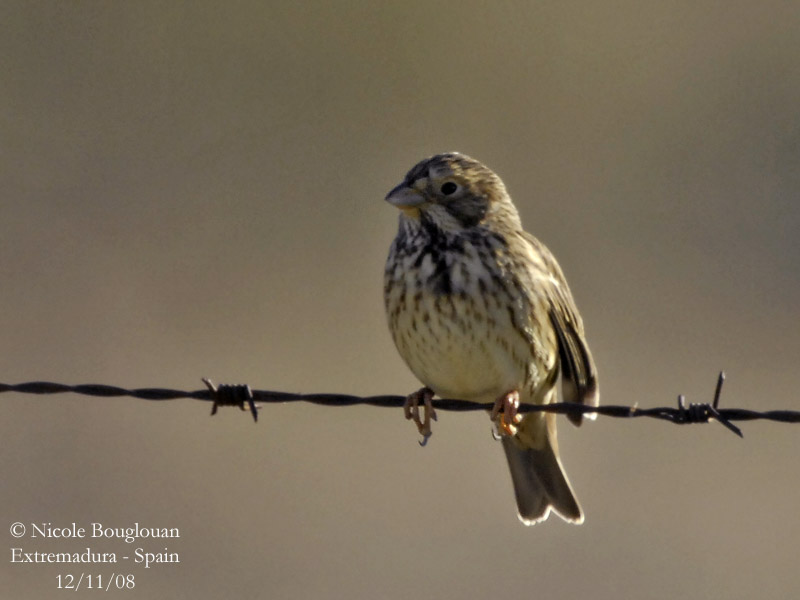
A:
2 2 798 598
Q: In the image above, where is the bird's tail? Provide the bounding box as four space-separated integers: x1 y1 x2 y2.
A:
501 412 583 525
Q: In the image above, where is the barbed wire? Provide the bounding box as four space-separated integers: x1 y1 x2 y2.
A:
2 372 799 438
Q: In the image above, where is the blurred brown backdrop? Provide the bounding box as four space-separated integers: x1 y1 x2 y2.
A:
2 2 799 598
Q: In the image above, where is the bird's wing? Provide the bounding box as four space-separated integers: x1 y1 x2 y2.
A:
520 232 599 425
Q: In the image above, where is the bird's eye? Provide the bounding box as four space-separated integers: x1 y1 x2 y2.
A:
440 181 459 196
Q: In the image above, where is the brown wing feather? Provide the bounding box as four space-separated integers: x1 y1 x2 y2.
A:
521 232 599 426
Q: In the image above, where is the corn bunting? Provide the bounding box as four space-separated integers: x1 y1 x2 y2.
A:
383 152 598 524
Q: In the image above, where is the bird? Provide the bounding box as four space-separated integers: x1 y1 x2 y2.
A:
383 152 598 525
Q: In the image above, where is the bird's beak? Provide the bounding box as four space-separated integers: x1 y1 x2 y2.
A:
385 183 426 209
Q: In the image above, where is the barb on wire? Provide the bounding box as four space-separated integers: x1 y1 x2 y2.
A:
2 371 799 437
203 378 258 422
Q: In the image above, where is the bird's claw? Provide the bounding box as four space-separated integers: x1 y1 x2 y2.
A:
404 387 436 446
491 390 522 437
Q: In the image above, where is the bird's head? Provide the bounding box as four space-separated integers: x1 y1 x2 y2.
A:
385 152 522 234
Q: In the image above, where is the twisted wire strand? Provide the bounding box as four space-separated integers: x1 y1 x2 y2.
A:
2 373 798 437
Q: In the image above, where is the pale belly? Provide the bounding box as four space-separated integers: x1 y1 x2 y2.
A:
390 293 535 402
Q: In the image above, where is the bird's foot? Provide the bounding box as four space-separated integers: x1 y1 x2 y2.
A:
491 390 522 437
404 387 437 446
